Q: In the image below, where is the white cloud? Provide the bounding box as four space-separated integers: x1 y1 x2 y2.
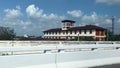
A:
67 10 111 27
2 6 25 26
105 19 112 24
26 4 43 18
118 18 120 23
0 4 65 36
81 12 101 25
16 6 21 10
67 10 110 27
26 4 65 21
67 10 83 18
26 4 65 31
96 0 120 6
1 4 120 36
4 7 22 20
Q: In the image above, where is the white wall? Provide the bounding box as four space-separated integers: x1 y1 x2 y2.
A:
44 30 96 37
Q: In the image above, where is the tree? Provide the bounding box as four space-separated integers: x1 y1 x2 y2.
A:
0 27 15 40
107 35 120 41
106 30 120 41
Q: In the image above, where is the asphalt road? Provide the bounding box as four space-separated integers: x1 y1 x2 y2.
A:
91 64 120 68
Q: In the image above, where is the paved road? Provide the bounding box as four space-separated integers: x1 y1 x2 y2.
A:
91 64 120 68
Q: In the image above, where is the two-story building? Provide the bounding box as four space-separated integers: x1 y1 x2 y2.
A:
43 20 106 41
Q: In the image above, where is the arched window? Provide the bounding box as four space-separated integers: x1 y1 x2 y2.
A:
70 31 72 34
66 31 68 34
90 30 92 34
74 30 77 34
79 30 81 34
84 30 87 34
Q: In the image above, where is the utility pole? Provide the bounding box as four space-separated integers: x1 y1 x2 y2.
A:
111 16 115 35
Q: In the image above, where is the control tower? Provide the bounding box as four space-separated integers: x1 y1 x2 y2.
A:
61 20 75 30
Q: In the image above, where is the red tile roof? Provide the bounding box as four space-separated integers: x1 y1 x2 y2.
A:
43 25 106 32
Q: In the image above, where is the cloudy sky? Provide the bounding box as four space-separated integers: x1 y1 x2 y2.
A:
0 0 120 36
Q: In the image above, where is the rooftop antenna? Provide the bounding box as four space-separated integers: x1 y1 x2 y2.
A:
111 16 115 35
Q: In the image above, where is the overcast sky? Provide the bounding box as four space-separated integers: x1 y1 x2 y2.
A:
0 0 120 36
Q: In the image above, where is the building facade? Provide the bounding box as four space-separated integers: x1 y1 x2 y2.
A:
43 20 106 41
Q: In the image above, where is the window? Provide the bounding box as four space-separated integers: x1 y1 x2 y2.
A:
63 31 65 34
44 32 45 35
99 31 101 36
50 37 52 39
70 31 72 34
63 23 65 27
84 30 86 34
52 32 54 35
101 31 104 36
66 31 68 34
55 32 57 35
54 37 56 39
57 31 60 35
50 32 51 35
67 23 69 26
96 31 99 36
79 30 81 34
45 32 47 35
57 37 60 39
74 30 77 34
90 30 92 34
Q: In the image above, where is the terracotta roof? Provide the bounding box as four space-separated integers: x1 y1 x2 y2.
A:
43 28 62 32
69 25 106 31
43 25 106 32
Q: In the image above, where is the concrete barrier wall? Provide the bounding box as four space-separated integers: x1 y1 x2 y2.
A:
0 41 120 68
1 49 120 68
0 41 120 47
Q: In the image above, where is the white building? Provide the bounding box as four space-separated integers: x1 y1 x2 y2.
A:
43 20 106 41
